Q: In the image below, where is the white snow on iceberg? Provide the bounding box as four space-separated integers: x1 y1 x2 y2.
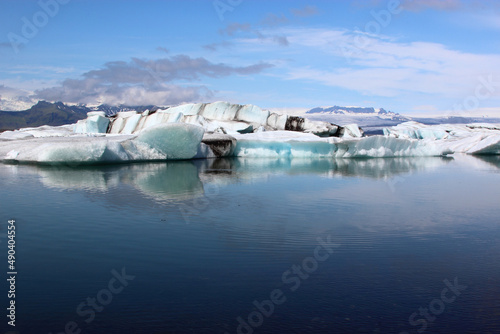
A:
384 121 500 155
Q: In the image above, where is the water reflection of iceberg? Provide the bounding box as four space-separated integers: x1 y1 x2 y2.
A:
471 155 500 170
24 157 453 202
36 162 204 201
131 162 204 200
194 156 452 185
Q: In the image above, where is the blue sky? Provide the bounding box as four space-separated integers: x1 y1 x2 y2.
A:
1 0 500 116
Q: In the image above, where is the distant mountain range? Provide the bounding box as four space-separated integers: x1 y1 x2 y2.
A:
0 101 157 131
305 105 500 134
306 106 410 121
1 101 499 133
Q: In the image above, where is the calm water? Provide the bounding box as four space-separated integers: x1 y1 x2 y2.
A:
1 156 500 334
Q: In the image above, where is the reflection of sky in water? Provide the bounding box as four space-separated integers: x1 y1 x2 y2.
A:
0 155 499 333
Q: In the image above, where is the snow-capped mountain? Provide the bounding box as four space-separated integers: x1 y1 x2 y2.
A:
304 105 412 134
306 106 410 121
0 101 159 131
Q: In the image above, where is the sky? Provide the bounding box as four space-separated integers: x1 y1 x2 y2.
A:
1 0 500 116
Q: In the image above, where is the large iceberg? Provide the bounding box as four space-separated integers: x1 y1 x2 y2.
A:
100 101 344 137
2 102 499 165
0 123 206 164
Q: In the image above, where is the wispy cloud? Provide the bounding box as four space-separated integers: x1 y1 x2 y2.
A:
273 36 289 46
219 22 290 47
219 23 252 35
203 41 232 52
290 5 318 17
2 65 77 75
156 47 169 54
234 27 500 101
260 13 289 26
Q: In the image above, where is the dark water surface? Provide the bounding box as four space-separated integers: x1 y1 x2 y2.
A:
1 155 500 334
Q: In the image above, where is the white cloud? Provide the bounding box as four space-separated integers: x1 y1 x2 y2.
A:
290 5 318 17
239 27 500 98
0 85 36 111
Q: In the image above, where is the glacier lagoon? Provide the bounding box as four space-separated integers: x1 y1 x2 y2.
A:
1 155 500 333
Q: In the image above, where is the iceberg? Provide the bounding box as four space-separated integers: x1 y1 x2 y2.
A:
232 131 449 158
100 102 352 138
134 123 204 160
384 121 500 155
342 123 365 138
74 112 110 134
0 123 206 164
